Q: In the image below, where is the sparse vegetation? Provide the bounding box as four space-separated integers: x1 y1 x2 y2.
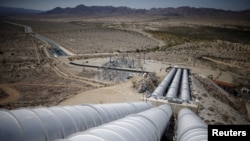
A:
195 75 249 122
222 114 230 122
213 122 224 125
148 25 250 44
0 21 99 109
198 96 203 100
1 13 249 125
14 21 158 54
202 93 208 97
208 107 215 112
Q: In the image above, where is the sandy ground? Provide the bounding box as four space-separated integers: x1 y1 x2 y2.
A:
247 102 250 119
67 56 235 85
59 58 169 106
132 28 166 47
74 58 110 66
188 66 234 83
61 57 234 105
59 57 249 124
0 85 20 104
192 76 249 124
59 80 143 105
143 60 170 73
1 19 248 125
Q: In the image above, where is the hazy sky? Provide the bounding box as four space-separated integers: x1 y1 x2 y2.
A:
0 0 250 11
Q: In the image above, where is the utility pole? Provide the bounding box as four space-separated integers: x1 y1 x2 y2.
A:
144 51 146 64
110 53 111 63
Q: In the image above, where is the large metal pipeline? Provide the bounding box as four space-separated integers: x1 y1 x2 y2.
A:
0 102 152 141
58 104 172 141
166 68 182 99
177 108 208 141
179 69 191 102
151 67 177 98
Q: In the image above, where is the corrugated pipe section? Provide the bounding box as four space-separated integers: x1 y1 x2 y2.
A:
58 104 172 141
151 67 192 103
177 108 208 141
151 67 177 98
166 68 182 99
179 69 191 102
0 102 152 141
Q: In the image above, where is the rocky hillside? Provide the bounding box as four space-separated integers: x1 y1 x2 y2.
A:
44 5 250 19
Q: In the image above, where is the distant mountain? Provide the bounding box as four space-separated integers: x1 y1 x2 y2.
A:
45 4 145 15
0 6 42 16
44 4 250 19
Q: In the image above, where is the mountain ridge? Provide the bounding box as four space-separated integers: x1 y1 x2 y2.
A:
0 5 249 19
44 4 250 17
0 6 42 15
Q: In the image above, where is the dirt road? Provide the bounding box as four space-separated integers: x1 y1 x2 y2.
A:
202 56 242 69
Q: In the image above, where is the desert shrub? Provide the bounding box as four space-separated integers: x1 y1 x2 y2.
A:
205 120 210 124
131 78 137 88
202 93 208 97
208 107 215 112
231 116 236 121
199 104 205 111
198 96 203 100
213 122 224 125
222 114 230 122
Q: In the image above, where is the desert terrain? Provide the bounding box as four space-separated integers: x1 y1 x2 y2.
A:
0 11 250 125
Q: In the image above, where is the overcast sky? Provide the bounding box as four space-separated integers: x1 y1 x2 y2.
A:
0 0 250 11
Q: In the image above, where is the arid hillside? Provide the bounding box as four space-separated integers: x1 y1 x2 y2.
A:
0 21 106 109
0 14 249 124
